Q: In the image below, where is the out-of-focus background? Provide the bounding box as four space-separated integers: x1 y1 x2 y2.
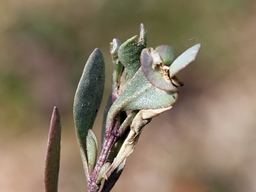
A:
1 0 256 191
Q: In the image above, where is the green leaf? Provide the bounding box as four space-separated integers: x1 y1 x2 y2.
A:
106 68 178 124
140 47 178 92
155 45 174 66
123 80 179 110
86 129 98 172
73 48 105 177
44 106 61 192
118 35 146 79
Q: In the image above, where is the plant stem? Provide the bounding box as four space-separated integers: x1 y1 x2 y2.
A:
88 119 119 192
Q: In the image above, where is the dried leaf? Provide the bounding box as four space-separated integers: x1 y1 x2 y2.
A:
105 107 172 179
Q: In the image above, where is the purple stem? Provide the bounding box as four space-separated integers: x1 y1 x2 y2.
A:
87 84 122 192
88 119 119 192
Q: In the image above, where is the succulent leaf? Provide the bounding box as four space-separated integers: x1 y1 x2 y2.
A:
106 68 178 125
118 35 146 78
155 45 174 65
169 44 201 78
86 129 98 172
73 48 105 177
141 48 178 91
44 107 61 192
123 82 179 110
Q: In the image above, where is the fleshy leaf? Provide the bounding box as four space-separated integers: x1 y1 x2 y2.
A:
86 129 98 172
123 82 178 110
118 27 146 78
107 68 178 123
73 48 105 177
117 24 147 94
155 45 174 66
44 107 61 192
169 44 201 78
141 48 178 91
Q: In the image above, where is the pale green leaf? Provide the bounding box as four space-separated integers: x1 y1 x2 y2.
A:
86 129 98 172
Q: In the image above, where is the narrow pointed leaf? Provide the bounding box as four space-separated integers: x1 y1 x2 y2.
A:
73 48 105 177
138 23 147 45
44 106 61 192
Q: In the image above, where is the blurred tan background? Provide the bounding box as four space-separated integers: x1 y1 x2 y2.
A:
1 0 256 191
